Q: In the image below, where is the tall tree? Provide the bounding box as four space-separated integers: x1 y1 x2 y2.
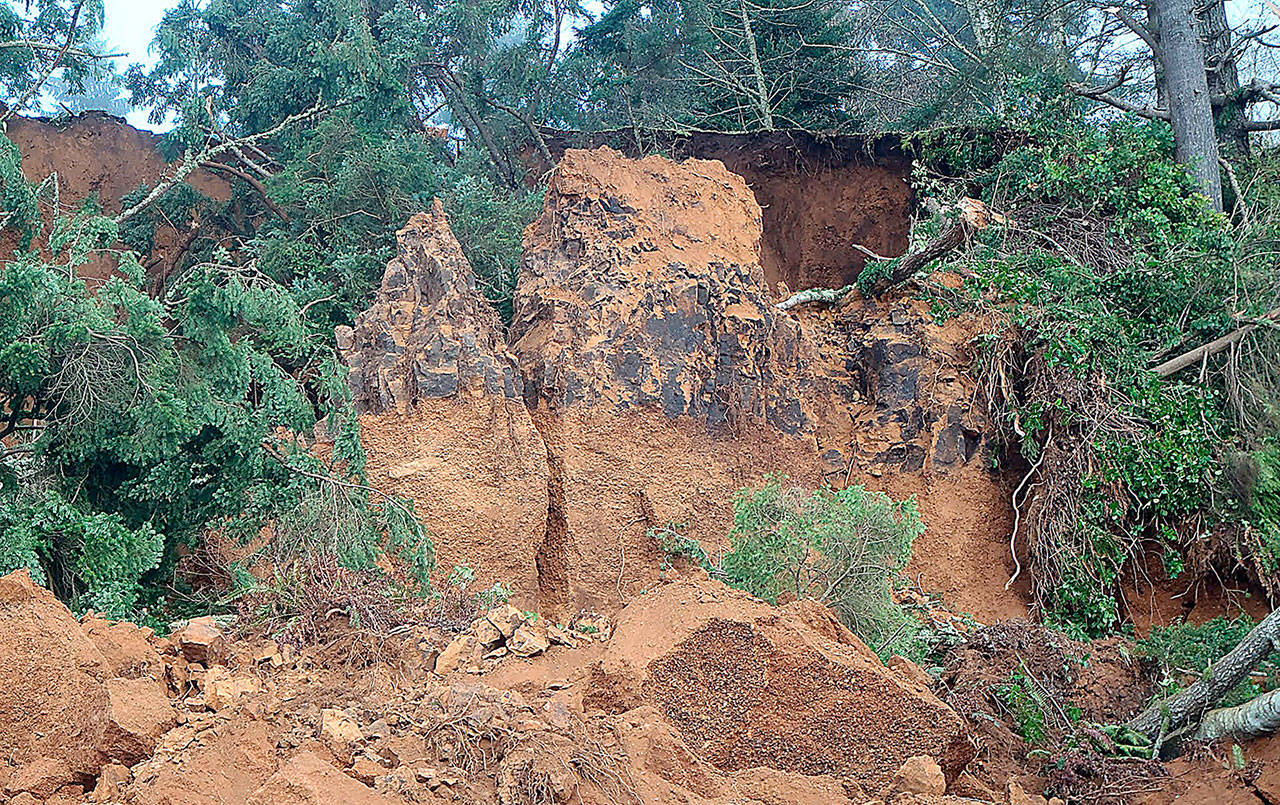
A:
1155 0 1222 208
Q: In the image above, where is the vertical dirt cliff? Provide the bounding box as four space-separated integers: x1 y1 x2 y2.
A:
338 201 550 608
343 144 1022 622
3 112 230 286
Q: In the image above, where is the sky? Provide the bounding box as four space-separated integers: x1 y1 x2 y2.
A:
101 0 175 129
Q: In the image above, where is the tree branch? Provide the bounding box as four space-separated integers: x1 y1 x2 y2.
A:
1151 308 1280 377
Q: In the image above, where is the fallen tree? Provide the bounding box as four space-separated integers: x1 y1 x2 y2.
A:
1127 607 1280 752
1151 308 1280 377
773 197 1000 311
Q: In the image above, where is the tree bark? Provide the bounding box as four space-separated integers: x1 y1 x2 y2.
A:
1152 308 1280 377
1192 688 1280 742
738 0 775 131
1127 607 1280 741
1153 0 1223 210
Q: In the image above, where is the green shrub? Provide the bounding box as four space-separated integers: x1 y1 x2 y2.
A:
717 475 925 655
996 671 1049 745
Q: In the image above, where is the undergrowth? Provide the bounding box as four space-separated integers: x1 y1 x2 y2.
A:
914 90 1279 637
658 474 924 657
1139 616 1280 708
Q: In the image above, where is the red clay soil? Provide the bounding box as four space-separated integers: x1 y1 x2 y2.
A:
1 568 1012 805
3 112 230 285
532 129 915 295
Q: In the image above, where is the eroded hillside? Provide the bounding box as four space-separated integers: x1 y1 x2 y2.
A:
1 119 1274 805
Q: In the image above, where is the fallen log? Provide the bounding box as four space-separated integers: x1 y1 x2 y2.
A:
1127 607 1280 746
1152 308 1280 377
775 284 854 311
1192 687 1280 743
859 198 1001 297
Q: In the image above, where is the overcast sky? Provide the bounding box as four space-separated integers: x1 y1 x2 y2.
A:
101 0 173 129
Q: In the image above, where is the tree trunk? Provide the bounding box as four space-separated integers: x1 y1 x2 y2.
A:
738 0 775 131
1197 0 1248 156
860 198 997 296
1145 0 1168 110
1153 0 1223 210
1127 607 1280 741
1193 688 1280 743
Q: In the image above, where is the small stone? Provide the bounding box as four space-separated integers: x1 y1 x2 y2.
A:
173 616 227 666
320 708 364 746
885 755 945 797
508 622 551 657
472 617 503 647
202 666 260 711
546 625 578 647
90 764 130 803
485 604 526 639
435 634 480 674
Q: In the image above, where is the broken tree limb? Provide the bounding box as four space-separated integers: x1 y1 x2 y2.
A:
1152 307 1280 377
775 284 854 311
1191 688 1280 743
1127 607 1280 743
860 198 1001 297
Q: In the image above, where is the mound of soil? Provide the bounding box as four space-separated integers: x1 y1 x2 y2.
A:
585 578 976 790
0 571 175 799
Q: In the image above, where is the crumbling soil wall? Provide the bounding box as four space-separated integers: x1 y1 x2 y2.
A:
534 130 914 295
3 112 230 284
337 204 549 608
347 145 1023 623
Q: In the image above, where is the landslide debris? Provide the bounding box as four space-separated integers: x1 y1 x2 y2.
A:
0 568 1002 805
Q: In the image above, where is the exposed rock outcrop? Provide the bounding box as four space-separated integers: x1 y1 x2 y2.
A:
338 199 523 412
508 147 834 616
512 147 810 431
338 203 549 607
340 146 1021 621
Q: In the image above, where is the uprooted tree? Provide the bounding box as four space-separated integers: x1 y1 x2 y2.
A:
1129 607 1280 752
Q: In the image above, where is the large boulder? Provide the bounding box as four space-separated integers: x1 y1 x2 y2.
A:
338 202 549 606
0 571 175 797
586 578 976 791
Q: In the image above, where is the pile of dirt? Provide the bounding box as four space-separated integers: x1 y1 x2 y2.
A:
3 568 1027 805
583 578 976 791
0 571 175 800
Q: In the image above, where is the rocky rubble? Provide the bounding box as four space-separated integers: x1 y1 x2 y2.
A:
0 566 1050 805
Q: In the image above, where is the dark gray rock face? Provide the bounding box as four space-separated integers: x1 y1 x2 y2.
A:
337 200 523 414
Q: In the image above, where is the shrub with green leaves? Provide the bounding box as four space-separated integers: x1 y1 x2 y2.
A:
917 98 1277 636
716 475 925 654
995 672 1049 745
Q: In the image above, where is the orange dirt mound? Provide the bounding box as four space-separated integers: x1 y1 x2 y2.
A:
585 578 976 790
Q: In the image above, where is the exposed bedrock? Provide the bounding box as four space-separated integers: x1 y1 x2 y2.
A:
342 147 1023 621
